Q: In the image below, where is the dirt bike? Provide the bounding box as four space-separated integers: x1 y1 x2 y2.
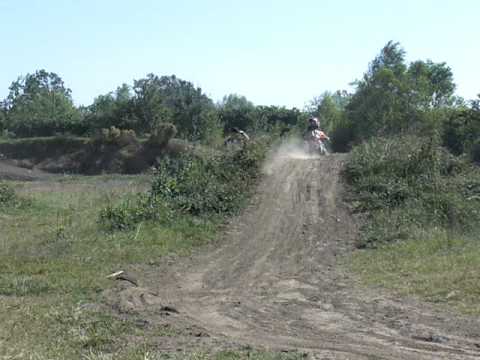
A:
304 130 329 155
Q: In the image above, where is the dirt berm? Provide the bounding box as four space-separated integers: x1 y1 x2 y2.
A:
111 148 480 359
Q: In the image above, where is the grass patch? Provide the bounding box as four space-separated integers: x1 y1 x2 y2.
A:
79 349 307 360
0 175 219 358
350 229 480 314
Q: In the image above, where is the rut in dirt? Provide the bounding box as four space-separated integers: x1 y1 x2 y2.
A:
137 150 480 359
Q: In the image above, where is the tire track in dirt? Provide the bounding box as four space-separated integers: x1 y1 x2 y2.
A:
140 150 480 359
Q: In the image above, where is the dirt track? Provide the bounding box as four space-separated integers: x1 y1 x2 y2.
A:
116 150 480 359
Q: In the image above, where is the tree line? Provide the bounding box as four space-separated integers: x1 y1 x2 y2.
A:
0 41 478 161
309 41 479 162
0 71 303 143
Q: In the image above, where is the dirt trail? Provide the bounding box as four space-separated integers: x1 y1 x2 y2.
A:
135 150 480 359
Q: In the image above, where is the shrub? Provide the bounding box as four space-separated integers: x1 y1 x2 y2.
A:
98 139 268 231
344 135 480 247
148 123 177 147
0 182 16 206
98 194 170 231
150 140 266 216
92 127 138 147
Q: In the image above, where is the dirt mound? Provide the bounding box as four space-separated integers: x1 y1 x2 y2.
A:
0 160 55 181
0 137 192 176
108 145 480 359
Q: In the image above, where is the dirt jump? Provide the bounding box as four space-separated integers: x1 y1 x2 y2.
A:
111 146 480 359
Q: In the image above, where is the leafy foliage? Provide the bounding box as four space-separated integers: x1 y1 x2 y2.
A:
99 140 268 231
443 96 480 162
148 122 177 147
92 126 138 147
345 135 480 247
218 94 257 132
3 70 82 137
83 84 139 134
152 141 266 215
0 182 16 206
343 41 456 147
98 194 170 231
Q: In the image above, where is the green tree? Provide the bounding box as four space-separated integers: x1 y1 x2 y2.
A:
86 83 139 132
368 41 406 77
407 60 455 109
309 92 345 133
218 94 256 132
345 41 456 142
443 95 480 161
0 102 6 134
4 70 81 136
253 105 302 134
133 74 216 140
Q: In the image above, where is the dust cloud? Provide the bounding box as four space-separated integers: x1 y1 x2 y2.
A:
263 138 319 176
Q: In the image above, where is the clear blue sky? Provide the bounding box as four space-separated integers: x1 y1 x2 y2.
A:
1 0 479 108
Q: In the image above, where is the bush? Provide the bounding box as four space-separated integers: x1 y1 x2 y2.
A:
98 194 170 231
0 182 16 206
92 127 138 147
344 135 480 247
98 139 268 231
148 123 177 147
150 140 266 216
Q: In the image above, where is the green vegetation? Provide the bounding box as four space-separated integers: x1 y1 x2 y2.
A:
0 38 479 355
344 135 480 248
1 72 302 143
0 181 16 205
0 136 267 357
1 70 82 137
78 348 306 360
307 41 480 314
99 139 267 230
351 231 480 314
0 175 218 358
345 136 480 313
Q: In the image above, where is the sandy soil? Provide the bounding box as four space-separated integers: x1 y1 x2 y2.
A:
109 148 480 358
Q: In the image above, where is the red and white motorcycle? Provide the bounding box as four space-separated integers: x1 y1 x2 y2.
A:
304 129 329 155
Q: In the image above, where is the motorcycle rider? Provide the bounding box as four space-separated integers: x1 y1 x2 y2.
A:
306 116 329 141
224 127 250 146
304 116 329 154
